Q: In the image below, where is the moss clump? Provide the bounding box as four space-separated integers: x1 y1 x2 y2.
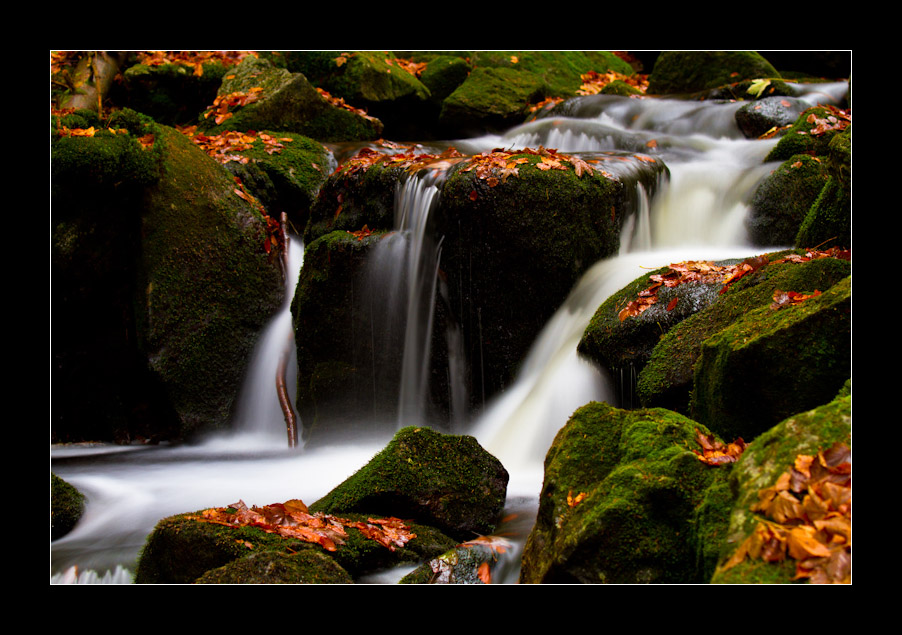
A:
520 402 733 583
310 426 508 542
765 107 848 163
51 473 86 541
196 550 354 584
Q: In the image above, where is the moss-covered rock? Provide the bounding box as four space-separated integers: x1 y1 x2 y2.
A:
310 426 509 542
647 51 781 96
637 253 851 415
711 388 851 583
135 125 285 438
795 127 851 249
436 153 629 406
746 154 830 246
765 106 849 163
198 55 383 142
691 276 850 442
134 506 456 583
291 229 401 432
519 402 733 583
51 473 86 541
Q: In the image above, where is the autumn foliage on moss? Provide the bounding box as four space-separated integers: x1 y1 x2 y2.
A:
191 498 417 553
720 442 851 584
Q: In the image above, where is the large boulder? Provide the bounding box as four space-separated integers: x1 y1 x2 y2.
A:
310 426 509 542
519 402 734 584
51 473 85 541
52 110 285 442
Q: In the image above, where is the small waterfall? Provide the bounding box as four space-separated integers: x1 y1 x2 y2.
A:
230 235 304 445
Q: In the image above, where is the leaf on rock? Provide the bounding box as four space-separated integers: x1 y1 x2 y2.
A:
691 428 746 465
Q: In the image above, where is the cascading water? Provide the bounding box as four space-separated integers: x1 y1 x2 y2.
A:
51 82 849 584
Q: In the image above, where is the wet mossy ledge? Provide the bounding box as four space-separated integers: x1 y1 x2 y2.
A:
134 426 504 583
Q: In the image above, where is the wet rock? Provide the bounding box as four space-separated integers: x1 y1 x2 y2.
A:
648 51 780 96
51 473 85 541
735 95 809 139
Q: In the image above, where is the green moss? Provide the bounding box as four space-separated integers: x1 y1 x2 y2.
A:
765 106 848 163
521 402 734 583
51 473 86 541
196 550 354 584
691 276 851 441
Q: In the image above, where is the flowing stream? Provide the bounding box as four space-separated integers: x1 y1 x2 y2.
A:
51 82 848 584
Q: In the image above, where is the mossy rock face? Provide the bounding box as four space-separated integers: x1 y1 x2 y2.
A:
795 127 851 250
711 389 851 583
691 276 850 442
436 155 627 406
519 402 732 584
291 230 402 433
310 426 509 543
637 254 851 415
199 56 383 143
647 51 780 96
746 154 829 246
51 473 86 541
418 55 472 104
439 66 546 136
137 125 285 438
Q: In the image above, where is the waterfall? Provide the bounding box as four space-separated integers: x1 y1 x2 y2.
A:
229 235 305 446
52 82 849 584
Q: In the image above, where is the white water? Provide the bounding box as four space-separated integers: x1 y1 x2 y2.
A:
51 83 848 583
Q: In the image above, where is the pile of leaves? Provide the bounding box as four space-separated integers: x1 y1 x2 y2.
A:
617 248 850 322
179 126 294 165
720 442 851 583
577 70 649 95
203 87 265 125
692 428 747 465
798 105 851 137
339 142 467 177
191 498 417 553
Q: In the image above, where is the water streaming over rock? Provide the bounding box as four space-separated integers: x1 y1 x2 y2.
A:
51 82 849 583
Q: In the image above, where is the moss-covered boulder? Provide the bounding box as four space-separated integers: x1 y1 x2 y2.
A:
266 51 432 141
711 387 851 583
291 229 402 432
134 506 457 583
746 154 830 246
765 106 850 163
51 473 86 541
691 276 850 442
637 253 851 415
519 402 733 583
436 151 633 406
647 51 781 96
310 426 509 542
198 55 383 143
